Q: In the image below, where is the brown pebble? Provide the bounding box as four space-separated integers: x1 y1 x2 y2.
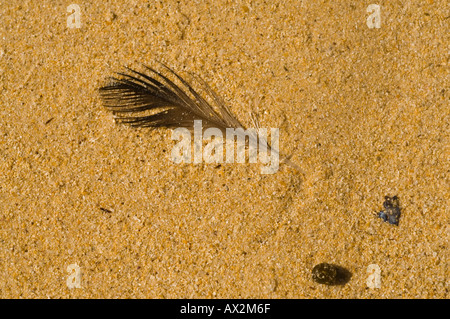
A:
312 263 352 285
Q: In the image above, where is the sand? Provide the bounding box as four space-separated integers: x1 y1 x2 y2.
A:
0 0 448 298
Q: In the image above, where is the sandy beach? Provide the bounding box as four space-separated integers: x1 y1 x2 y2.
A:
0 0 448 298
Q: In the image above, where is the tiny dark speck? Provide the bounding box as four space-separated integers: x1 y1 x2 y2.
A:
100 207 112 214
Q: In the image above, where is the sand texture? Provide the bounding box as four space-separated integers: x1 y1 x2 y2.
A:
0 1 448 298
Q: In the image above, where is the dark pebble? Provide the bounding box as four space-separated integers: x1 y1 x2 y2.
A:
377 195 401 226
312 263 352 285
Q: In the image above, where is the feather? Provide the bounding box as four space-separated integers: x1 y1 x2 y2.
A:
99 63 303 173
99 63 242 131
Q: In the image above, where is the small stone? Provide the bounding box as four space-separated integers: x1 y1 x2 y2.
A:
312 263 351 286
377 195 401 226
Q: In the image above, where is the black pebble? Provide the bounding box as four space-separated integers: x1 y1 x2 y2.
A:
312 263 352 285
